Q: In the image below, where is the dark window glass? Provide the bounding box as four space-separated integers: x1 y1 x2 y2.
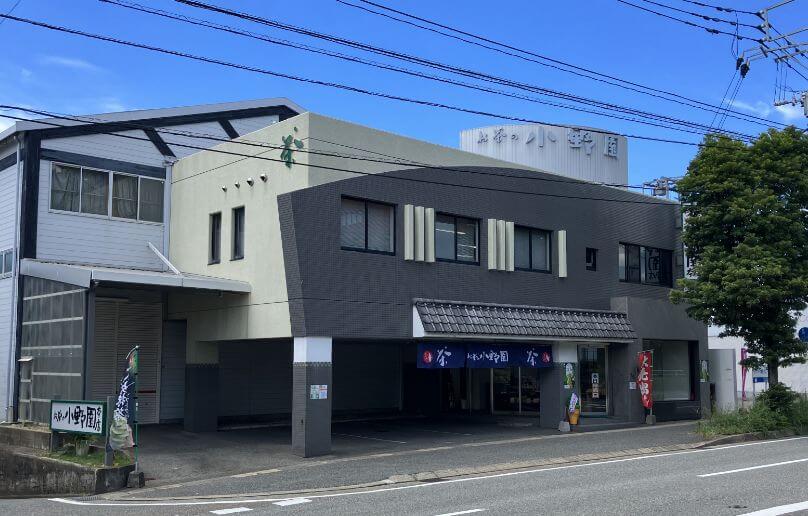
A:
435 214 456 260
436 214 478 263
112 174 138 219
514 226 551 271
647 340 692 401
620 243 671 286
232 207 245 260
586 247 598 271
139 178 164 223
209 212 221 264
340 198 394 253
50 164 81 212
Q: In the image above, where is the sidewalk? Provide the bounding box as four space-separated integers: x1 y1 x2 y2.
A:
112 420 702 500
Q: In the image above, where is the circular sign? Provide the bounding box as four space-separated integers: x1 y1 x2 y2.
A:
541 351 551 363
799 327 808 343
422 350 433 365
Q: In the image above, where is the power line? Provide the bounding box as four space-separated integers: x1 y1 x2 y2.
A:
167 0 759 140
0 13 767 149
634 0 762 29
676 0 760 17
4 104 653 190
615 0 765 42
101 0 751 141
0 109 683 207
337 0 787 129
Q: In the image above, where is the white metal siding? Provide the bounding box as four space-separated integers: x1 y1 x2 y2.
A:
0 161 17 422
159 320 186 421
228 115 280 137
219 341 292 417
36 160 165 269
89 300 162 424
42 131 165 168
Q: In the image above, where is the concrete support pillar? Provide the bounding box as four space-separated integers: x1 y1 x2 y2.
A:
292 336 332 457
184 341 219 433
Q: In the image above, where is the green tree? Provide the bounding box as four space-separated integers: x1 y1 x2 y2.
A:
671 127 808 384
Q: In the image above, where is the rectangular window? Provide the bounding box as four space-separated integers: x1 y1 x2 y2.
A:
436 213 478 263
50 164 81 212
232 206 245 260
586 247 598 271
139 178 164 223
647 340 692 401
1 250 12 276
619 243 671 286
514 226 551 272
340 197 394 254
79 169 109 215
209 212 221 264
112 174 138 219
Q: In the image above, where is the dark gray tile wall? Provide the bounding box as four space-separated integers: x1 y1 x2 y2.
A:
279 166 684 340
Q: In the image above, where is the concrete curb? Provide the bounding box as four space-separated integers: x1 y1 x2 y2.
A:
695 429 798 448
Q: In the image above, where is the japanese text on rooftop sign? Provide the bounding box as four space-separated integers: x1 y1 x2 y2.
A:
50 400 106 435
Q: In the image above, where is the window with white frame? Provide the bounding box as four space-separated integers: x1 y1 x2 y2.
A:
50 163 165 223
0 249 13 278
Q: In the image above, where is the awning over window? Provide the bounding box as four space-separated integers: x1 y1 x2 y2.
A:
20 259 251 293
414 299 636 341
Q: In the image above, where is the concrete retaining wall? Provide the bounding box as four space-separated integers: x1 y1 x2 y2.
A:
0 425 52 451
0 446 134 497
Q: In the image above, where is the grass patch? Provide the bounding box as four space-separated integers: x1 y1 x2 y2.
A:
698 385 808 438
48 439 132 468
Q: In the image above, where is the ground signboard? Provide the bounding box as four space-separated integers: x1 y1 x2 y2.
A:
50 400 106 436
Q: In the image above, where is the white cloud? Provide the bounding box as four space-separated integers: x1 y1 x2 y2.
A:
727 99 772 118
38 55 103 72
96 97 127 113
774 103 804 122
20 68 32 80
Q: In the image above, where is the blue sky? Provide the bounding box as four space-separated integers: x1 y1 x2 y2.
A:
0 0 805 186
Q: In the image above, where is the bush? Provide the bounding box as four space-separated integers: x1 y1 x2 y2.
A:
698 402 788 438
792 397 808 435
758 382 799 417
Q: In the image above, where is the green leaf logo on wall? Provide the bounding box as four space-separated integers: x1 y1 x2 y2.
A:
281 126 305 169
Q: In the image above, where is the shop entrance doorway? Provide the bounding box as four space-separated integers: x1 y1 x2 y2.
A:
492 367 540 415
579 345 608 416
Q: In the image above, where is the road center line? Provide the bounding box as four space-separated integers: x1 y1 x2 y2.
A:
698 457 808 477
48 436 808 508
738 500 808 516
434 509 486 516
273 498 311 506
210 508 252 515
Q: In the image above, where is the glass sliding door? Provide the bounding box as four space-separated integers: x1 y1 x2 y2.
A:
492 367 519 413
579 345 608 415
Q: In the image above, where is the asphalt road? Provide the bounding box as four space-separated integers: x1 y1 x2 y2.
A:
2 435 807 515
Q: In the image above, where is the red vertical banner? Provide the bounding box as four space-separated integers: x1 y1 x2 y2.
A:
637 351 653 409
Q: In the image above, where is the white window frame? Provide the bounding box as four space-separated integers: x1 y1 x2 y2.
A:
0 249 13 278
48 161 165 226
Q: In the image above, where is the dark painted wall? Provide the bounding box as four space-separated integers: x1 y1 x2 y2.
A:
279 166 686 340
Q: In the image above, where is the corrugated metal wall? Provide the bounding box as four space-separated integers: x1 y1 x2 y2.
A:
160 320 186 422
90 298 162 424
0 157 18 422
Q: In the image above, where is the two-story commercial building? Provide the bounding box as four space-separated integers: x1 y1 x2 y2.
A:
1 100 709 458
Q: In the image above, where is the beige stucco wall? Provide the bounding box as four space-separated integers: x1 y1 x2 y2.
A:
168 111 551 351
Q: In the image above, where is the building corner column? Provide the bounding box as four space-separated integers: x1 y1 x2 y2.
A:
292 336 332 457
184 340 219 432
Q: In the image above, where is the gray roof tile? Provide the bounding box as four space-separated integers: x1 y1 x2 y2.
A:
415 299 636 340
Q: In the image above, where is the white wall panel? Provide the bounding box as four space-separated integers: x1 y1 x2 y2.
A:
228 115 280 138
162 121 230 159
0 279 12 421
36 160 165 269
42 131 165 168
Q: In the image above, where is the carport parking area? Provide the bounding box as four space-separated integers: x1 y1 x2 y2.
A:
136 417 557 486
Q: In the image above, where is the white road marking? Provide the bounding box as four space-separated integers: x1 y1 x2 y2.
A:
47 436 808 508
231 468 281 478
698 457 808 477
273 498 311 506
738 500 808 516
333 433 407 444
211 508 252 515
434 509 486 516
415 429 474 436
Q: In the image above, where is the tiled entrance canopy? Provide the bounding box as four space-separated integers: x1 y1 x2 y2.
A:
415 299 637 340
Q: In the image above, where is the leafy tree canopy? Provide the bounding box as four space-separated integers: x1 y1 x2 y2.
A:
671 127 808 383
